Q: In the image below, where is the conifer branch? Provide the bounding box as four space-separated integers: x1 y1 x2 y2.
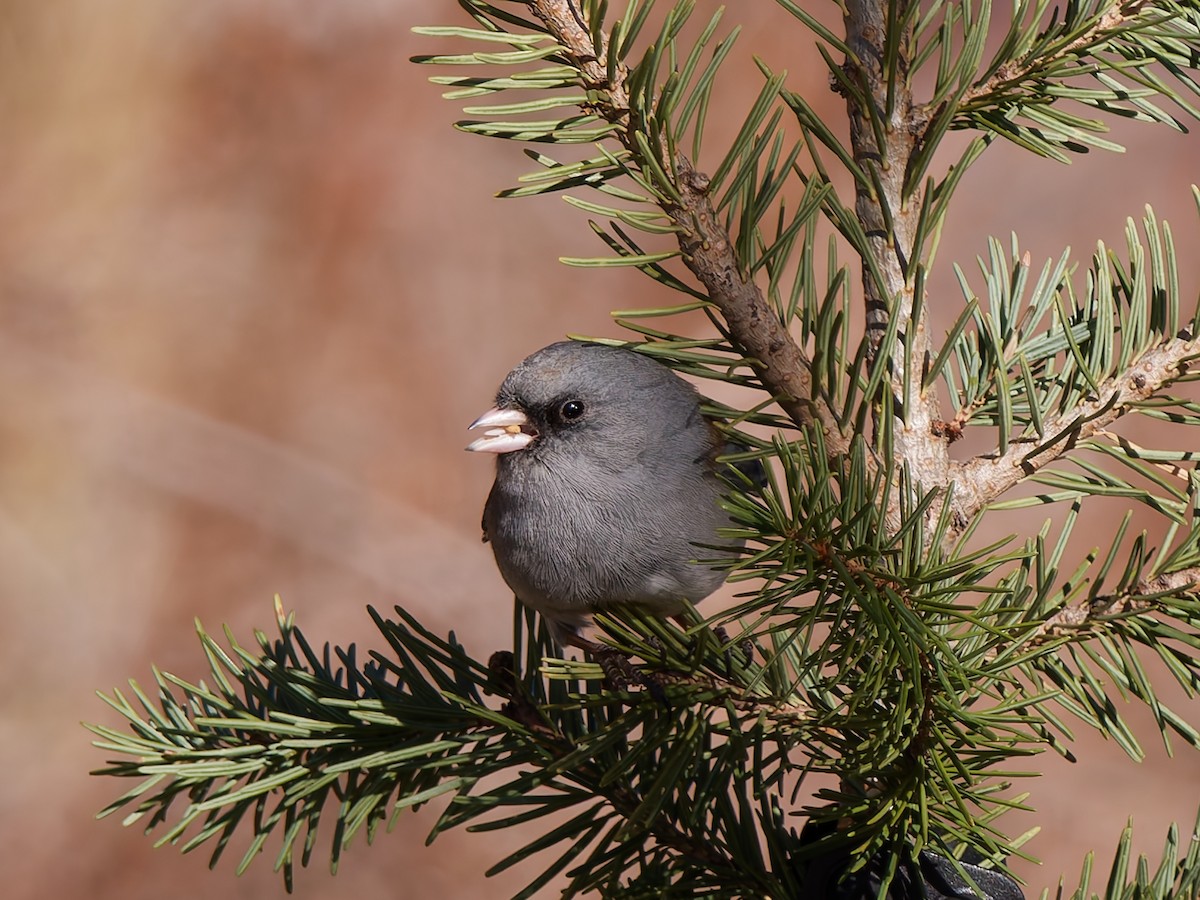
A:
483 667 746 878
88 3 1200 895
525 0 849 452
88 605 817 896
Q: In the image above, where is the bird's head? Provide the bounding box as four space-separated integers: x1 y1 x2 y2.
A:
466 341 709 471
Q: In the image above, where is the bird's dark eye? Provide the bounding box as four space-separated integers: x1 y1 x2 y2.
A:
559 399 585 421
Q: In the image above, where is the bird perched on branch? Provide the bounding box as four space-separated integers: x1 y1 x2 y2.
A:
467 340 758 653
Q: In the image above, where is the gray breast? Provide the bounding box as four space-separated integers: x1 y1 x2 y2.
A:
483 458 735 619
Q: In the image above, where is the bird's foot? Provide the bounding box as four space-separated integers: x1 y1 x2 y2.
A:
593 647 670 709
593 646 638 689
552 620 671 706
486 650 517 697
704 625 755 679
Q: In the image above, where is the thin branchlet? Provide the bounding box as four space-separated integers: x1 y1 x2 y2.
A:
526 0 849 452
949 331 1200 535
1029 567 1200 646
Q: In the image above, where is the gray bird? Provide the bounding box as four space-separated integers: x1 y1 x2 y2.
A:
467 340 751 652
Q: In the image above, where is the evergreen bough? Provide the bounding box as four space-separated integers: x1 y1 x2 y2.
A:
89 2 1200 897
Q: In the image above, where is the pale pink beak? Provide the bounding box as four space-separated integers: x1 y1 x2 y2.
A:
466 406 534 453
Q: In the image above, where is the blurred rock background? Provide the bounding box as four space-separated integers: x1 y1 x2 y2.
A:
1 1 1197 898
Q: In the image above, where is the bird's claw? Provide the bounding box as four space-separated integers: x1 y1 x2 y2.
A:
594 647 639 689
644 634 667 663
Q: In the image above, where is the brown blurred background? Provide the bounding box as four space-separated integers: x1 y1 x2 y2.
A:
2 2 1197 898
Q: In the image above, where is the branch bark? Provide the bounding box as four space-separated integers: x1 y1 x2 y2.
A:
842 0 952 519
